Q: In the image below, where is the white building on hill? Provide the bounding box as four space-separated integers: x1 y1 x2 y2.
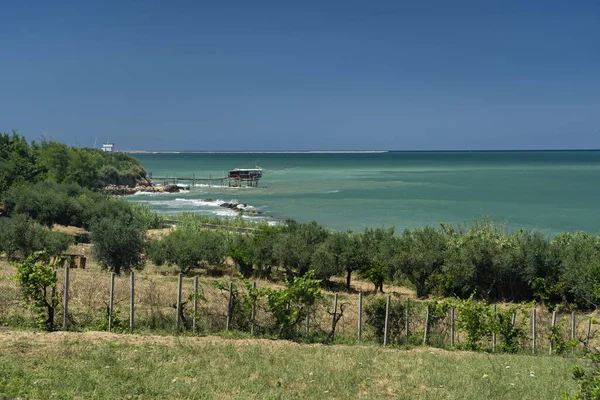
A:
101 143 115 152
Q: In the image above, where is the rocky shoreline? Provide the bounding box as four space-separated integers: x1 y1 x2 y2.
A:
103 184 189 196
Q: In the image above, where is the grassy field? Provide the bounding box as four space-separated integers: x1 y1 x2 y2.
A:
0 329 584 399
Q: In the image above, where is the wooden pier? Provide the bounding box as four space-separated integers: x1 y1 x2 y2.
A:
148 168 262 188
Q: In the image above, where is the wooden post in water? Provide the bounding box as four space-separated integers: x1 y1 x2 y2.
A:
423 304 430 346
176 273 183 331
550 310 557 355
571 311 576 354
251 282 257 336
193 276 199 333
226 282 233 330
63 263 70 330
450 307 455 347
357 293 363 342
108 272 115 331
331 293 338 341
532 308 537 354
129 271 135 330
383 295 391 346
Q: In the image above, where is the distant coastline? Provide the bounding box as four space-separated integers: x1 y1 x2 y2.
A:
123 149 599 154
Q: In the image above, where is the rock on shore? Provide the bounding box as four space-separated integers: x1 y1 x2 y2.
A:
104 184 188 196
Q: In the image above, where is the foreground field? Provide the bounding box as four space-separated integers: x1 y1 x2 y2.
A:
0 330 582 399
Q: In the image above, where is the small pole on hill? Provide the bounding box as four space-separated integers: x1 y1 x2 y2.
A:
383 294 391 346
176 273 183 331
108 272 115 331
357 293 363 342
63 262 70 330
193 276 199 332
129 271 135 331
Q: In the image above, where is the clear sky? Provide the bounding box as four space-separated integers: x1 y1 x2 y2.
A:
1 1 599 151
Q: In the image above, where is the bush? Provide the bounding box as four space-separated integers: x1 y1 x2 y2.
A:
14 252 61 330
365 296 406 344
0 214 72 260
147 228 227 274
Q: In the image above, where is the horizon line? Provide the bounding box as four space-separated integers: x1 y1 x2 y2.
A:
120 148 600 154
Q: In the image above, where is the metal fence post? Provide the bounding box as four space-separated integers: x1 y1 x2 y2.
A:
450 307 455 347
586 316 592 350
383 295 391 345
357 293 363 341
63 263 70 330
129 271 135 330
108 272 115 331
193 276 199 332
405 298 410 343
532 308 537 354
571 311 576 354
176 273 183 330
550 310 557 355
423 304 430 346
492 304 497 352
226 281 233 330
331 293 338 340
251 282 257 336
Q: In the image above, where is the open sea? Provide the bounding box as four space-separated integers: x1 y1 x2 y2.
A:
128 151 600 236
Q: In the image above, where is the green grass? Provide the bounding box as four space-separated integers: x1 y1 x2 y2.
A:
0 330 584 399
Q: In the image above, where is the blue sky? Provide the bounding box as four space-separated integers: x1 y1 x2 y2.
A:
1 1 599 151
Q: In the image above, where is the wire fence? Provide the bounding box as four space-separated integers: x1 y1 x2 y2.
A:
1 265 599 355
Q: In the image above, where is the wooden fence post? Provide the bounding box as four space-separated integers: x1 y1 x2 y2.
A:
331 293 338 340
176 273 183 330
108 272 115 331
532 308 537 354
193 276 199 332
550 310 557 355
357 293 363 341
63 264 70 330
423 304 430 346
383 295 391 346
571 311 576 354
129 271 135 330
251 282 257 336
226 281 233 330
450 307 455 347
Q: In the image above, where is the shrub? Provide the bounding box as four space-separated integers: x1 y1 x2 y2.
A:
365 296 406 344
0 214 72 260
14 252 61 330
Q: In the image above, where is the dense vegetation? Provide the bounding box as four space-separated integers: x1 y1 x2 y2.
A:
3 132 600 311
0 131 148 194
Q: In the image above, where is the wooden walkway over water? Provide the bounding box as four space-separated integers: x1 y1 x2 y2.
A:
147 172 260 187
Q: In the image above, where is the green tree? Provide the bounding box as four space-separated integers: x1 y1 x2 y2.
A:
0 214 72 260
90 215 146 274
396 226 447 298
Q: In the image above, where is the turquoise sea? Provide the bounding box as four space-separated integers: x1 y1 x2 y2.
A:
128 151 600 235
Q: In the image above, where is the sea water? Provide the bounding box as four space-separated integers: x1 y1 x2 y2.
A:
128 151 600 235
